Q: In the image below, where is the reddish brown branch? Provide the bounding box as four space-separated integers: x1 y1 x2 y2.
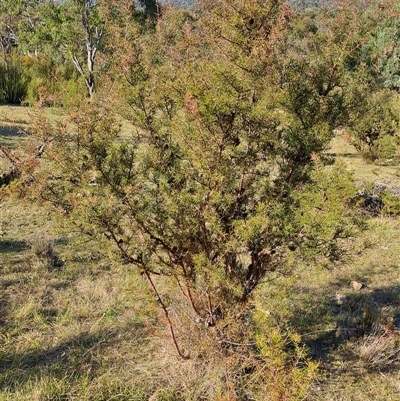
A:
143 269 190 360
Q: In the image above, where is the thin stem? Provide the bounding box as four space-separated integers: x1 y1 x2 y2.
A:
143 269 190 360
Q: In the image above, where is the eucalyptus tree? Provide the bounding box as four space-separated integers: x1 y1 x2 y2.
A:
55 0 105 98
0 0 63 56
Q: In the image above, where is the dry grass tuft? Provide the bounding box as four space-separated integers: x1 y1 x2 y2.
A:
357 322 400 371
29 236 64 270
335 294 379 341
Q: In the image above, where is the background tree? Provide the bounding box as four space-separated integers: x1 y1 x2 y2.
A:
326 0 400 162
0 0 106 99
0 0 51 103
58 0 105 98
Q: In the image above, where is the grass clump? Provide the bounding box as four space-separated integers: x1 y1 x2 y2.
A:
29 236 64 270
357 322 400 371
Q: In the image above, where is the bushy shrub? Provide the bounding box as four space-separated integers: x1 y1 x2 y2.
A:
0 51 29 104
22 56 80 107
381 191 400 216
349 91 400 164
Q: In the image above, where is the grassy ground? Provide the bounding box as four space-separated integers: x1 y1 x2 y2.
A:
0 198 160 400
0 105 64 145
264 215 400 400
260 134 400 400
329 134 400 185
0 106 399 400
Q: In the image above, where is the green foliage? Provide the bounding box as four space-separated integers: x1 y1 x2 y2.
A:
293 163 364 264
27 0 364 370
349 91 400 163
324 0 400 163
357 0 400 91
23 59 85 107
22 55 56 106
0 0 108 98
381 191 400 216
252 308 319 400
0 51 29 104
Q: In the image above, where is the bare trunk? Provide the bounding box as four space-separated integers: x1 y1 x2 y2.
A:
71 4 103 98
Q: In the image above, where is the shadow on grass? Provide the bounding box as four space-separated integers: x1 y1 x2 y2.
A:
370 286 400 307
0 239 28 254
54 236 69 246
292 283 400 369
326 152 359 159
0 297 8 326
0 125 27 138
0 329 122 390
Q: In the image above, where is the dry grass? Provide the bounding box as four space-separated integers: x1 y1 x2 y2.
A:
260 216 400 400
0 196 159 400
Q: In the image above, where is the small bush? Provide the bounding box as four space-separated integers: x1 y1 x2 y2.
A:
350 91 400 163
250 308 319 401
0 51 30 104
335 294 379 341
381 191 400 216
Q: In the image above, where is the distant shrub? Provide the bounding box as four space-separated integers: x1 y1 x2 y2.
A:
0 51 30 104
22 56 63 106
18 55 82 107
350 91 400 164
